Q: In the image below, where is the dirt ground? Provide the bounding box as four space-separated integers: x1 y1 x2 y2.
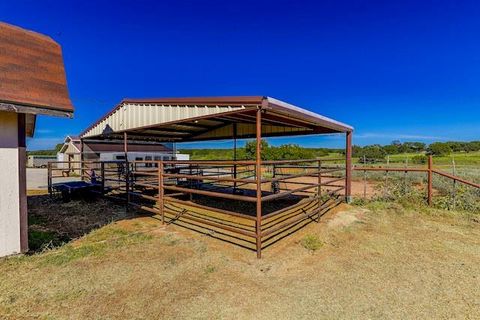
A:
0 194 479 319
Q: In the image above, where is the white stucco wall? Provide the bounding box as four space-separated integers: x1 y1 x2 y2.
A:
0 111 22 256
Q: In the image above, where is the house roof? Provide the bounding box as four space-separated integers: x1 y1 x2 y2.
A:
80 96 353 142
0 22 73 116
85 142 171 153
60 135 171 154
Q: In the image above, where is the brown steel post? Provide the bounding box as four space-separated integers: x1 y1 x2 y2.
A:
124 132 129 207
47 162 52 196
17 114 28 253
189 164 193 201
317 159 322 222
345 131 353 203
100 162 105 195
80 138 84 181
233 122 238 192
255 106 263 258
159 161 165 224
428 155 433 206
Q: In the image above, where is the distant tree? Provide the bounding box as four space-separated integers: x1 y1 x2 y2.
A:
244 141 317 160
406 142 426 152
277 144 315 160
244 140 270 160
465 141 480 153
428 142 451 156
383 144 400 155
411 154 428 164
352 145 363 157
392 140 402 146
357 145 386 160
311 148 330 158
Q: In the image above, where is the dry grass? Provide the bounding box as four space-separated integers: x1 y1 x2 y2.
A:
0 197 479 319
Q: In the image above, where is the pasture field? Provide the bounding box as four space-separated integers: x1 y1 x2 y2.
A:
384 151 480 166
0 194 479 319
182 148 480 167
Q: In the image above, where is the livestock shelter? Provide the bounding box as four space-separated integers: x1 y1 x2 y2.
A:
64 97 352 258
0 22 73 257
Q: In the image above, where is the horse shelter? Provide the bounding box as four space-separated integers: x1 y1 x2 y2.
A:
49 96 353 258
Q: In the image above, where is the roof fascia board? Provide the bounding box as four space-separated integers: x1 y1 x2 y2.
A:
266 97 353 132
0 102 73 118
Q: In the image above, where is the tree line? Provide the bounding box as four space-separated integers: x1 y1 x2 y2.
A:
180 141 340 161
353 140 480 160
29 140 480 161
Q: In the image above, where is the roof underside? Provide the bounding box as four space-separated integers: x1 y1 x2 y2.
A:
0 22 74 114
81 97 352 142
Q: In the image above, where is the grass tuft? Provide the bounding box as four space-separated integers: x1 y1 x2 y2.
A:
205 265 216 274
300 234 324 252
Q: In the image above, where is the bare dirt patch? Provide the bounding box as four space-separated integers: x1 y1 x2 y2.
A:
1 197 479 319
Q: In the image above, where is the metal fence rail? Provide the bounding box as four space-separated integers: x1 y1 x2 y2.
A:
56 158 346 257
353 155 480 205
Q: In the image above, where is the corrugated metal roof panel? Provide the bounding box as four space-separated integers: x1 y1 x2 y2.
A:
80 96 353 142
82 103 247 138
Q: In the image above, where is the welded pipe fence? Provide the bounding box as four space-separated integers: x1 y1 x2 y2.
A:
353 155 480 206
123 158 347 258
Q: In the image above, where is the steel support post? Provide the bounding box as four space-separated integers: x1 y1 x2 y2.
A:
255 107 263 258
345 131 353 203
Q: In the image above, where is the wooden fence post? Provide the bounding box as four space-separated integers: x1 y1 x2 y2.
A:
404 157 408 195
363 155 367 199
452 158 456 210
428 155 433 206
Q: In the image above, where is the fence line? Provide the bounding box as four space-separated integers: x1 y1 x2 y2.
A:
353 155 479 205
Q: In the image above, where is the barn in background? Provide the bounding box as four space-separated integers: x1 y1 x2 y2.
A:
0 22 74 257
57 135 188 176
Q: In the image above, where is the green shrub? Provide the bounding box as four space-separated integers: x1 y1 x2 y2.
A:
301 234 323 252
411 155 428 165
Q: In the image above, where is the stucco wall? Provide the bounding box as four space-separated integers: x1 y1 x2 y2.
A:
0 111 22 256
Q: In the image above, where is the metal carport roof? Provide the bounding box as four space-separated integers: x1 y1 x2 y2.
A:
80 96 353 142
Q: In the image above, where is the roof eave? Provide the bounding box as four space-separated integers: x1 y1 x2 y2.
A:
265 97 353 133
0 101 73 118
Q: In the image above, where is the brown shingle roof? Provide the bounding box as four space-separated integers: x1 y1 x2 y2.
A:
0 22 73 112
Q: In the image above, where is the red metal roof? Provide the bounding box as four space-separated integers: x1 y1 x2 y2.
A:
122 96 264 106
0 22 73 112
85 142 171 153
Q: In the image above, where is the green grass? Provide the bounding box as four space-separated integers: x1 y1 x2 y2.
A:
181 148 480 166
384 151 480 165
28 230 59 251
300 234 324 252
38 226 153 266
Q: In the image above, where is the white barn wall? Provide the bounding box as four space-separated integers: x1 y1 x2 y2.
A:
0 111 23 256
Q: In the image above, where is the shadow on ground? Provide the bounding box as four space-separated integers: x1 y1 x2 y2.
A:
27 193 136 252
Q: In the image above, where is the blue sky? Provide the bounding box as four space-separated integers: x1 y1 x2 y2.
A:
1 0 479 150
